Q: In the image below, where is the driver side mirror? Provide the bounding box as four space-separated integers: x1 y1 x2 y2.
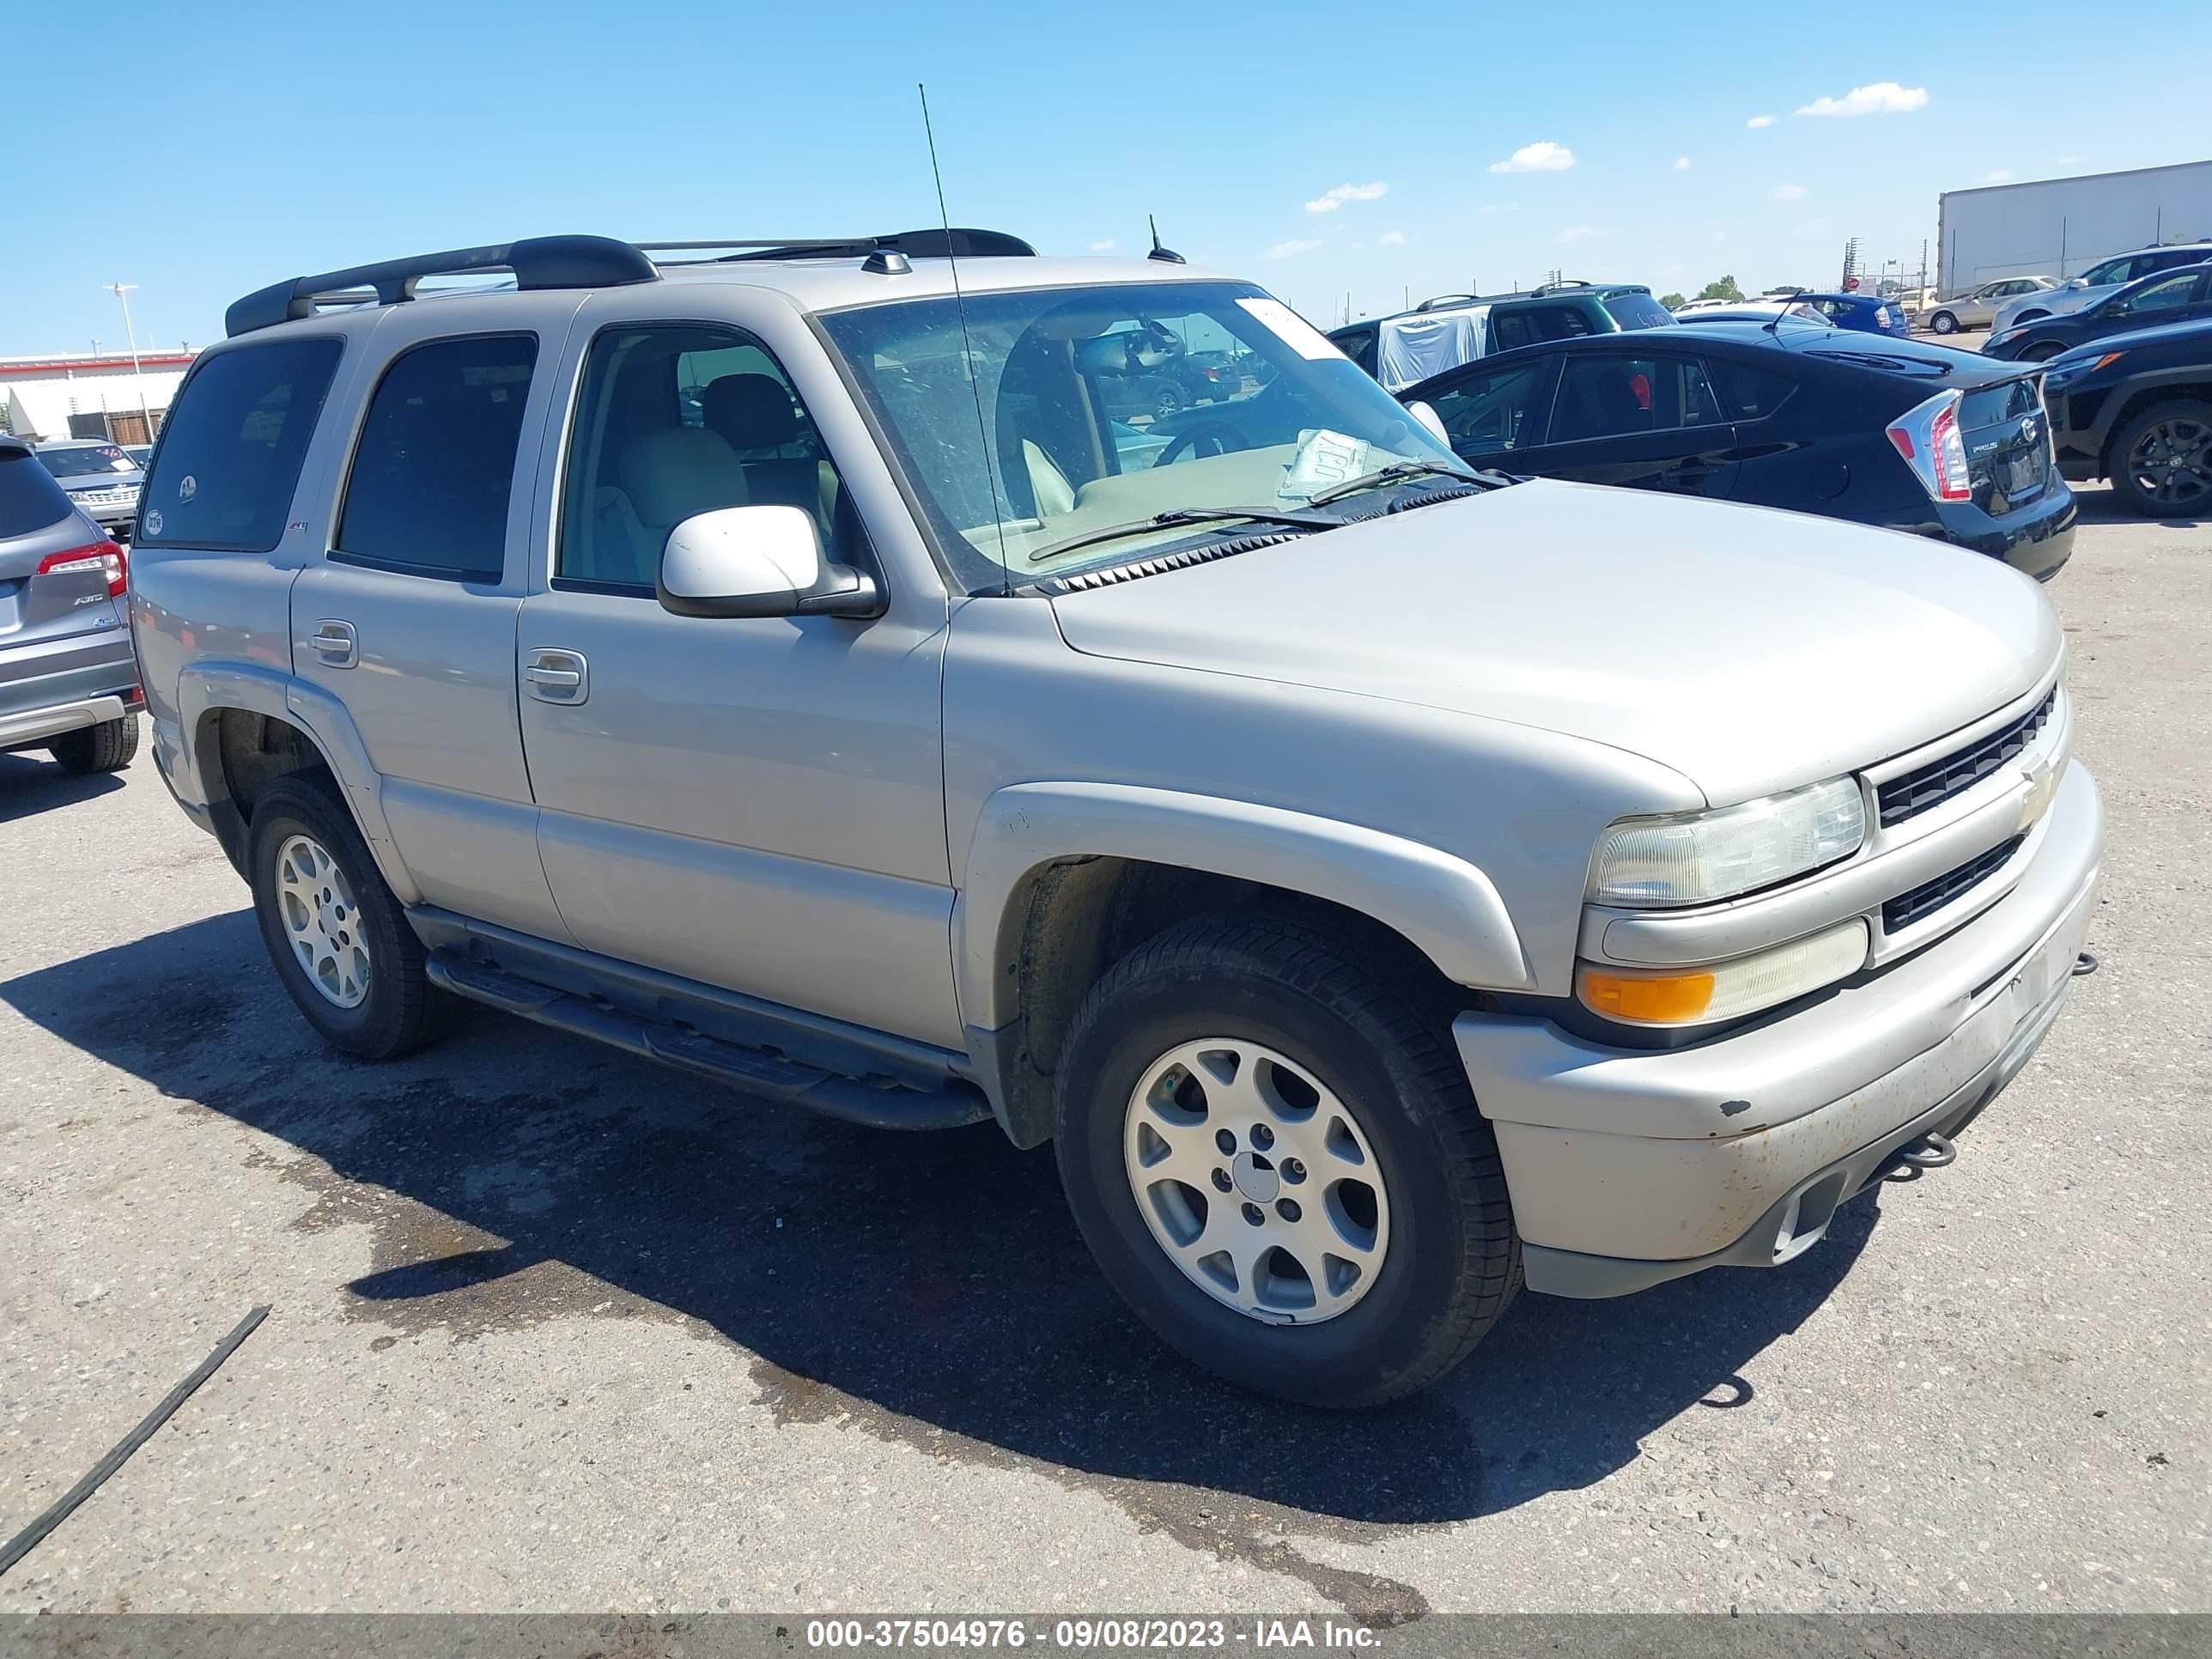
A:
1406 400 1451 446
658 505 882 621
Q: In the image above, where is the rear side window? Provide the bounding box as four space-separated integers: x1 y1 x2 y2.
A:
335 334 538 582
0 450 77 538
1711 362 1797 422
137 339 342 552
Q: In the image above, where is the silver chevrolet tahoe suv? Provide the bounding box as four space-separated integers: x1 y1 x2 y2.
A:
128 232 2103 1406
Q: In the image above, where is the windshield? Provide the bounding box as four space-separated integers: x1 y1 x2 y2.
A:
818 280 1472 589
37 444 135 479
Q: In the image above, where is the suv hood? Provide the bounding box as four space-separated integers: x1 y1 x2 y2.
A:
1048 479 2060 805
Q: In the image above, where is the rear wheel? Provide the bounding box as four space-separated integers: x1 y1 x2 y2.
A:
1054 912 1518 1407
2109 398 2212 516
246 775 453 1059
1929 310 1960 335
48 714 138 775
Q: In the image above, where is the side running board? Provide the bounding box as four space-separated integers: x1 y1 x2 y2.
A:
426 952 990 1132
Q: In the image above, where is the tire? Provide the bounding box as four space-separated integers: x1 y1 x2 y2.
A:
2014 310 2050 326
1929 311 1959 335
48 714 138 775
1054 912 1519 1407
2108 398 2212 517
2021 341 2067 363
246 775 453 1060
1152 388 1182 420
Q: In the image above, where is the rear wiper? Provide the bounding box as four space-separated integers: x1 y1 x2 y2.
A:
1026 506 1335 564
1299 459 1489 507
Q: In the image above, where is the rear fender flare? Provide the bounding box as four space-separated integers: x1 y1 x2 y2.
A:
176 661 420 904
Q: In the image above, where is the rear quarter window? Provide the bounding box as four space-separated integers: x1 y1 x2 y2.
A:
0 450 77 538
1602 293 1675 331
1711 362 1797 421
137 338 343 552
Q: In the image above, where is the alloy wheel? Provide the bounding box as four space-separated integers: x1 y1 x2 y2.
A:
1122 1037 1390 1325
276 833 371 1008
2125 416 2212 508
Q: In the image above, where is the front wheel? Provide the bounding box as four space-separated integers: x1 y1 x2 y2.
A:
2021 340 2068 363
1054 913 1519 1407
2109 398 2212 516
1929 310 1959 335
246 775 454 1059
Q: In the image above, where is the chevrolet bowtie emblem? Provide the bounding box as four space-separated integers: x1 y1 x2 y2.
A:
2018 758 2059 831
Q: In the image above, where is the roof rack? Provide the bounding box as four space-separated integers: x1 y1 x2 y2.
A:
635 228 1036 264
225 234 655 337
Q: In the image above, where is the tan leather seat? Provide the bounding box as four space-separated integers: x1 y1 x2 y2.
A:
610 426 751 586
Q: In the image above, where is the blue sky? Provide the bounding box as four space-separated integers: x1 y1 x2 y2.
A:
7 0 2205 352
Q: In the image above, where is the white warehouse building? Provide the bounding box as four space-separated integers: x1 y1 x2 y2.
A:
1936 158 2212 295
1 347 198 446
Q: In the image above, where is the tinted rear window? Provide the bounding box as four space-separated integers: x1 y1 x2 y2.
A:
334 333 538 582
0 450 77 538
1602 292 1676 331
138 339 343 552
1960 377 2039 430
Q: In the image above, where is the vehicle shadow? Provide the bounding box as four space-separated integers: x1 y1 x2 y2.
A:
2069 482 2206 530
4 911 1887 1536
0 750 127 823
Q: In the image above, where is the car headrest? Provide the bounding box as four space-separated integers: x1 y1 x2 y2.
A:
702 374 799 451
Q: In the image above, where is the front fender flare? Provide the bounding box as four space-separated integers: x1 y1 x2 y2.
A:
955 781 1534 1035
176 660 420 904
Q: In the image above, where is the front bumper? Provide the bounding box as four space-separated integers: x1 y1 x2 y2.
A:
1455 760 2101 1296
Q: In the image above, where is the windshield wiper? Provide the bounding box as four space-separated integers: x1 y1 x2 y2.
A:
1298 459 1488 508
1025 507 1335 565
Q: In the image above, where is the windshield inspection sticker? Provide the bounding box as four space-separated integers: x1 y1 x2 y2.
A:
1237 296 1340 361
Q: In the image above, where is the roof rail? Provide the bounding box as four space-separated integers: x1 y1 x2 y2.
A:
635 228 1034 264
224 234 656 338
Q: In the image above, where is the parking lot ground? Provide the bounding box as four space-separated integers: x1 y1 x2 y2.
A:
2 486 2206 1618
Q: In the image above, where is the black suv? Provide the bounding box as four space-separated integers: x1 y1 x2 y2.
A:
2042 315 2212 514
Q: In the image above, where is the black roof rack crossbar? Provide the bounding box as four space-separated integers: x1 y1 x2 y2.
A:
224 234 657 337
636 228 1035 264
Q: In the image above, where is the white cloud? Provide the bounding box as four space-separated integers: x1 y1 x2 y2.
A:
1088 239 1115 252
1264 239 1325 260
1558 226 1594 242
1674 155 1692 171
1304 180 1389 214
1983 169 2013 184
1477 202 1521 216
1488 141 1575 174
1772 183 1808 200
1747 114 1778 129
1795 81 1928 118
1379 229 1407 246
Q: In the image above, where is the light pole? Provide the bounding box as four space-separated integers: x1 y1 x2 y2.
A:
102 283 155 444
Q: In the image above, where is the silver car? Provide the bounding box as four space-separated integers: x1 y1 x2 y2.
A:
32 440 146 543
1 436 142 775
1923 276 2057 335
1990 241 2212 336
128 232 2101 1406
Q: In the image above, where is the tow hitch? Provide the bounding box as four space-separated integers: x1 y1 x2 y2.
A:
1891 1131 1958 1170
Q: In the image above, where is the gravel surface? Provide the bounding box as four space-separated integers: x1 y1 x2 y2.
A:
2 487 2204 1616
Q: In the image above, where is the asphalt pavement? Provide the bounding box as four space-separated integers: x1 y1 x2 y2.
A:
1 485 2204 1617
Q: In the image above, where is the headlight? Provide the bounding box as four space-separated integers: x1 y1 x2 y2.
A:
1589 777 1866 908
1577 919 1869 1027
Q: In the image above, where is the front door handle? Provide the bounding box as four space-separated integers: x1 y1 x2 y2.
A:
524 648 589 705
310 619 358 669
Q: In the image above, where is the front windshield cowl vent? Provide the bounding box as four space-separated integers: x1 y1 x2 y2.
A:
1036 531 1302 594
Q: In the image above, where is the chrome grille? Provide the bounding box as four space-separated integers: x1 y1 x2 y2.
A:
1877 690 2057 828
1882 836 2024 932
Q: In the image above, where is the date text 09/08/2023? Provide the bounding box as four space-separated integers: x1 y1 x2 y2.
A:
804 1619 1386 1650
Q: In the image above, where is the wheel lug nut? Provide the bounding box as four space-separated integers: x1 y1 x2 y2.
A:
1276 1199 1301 1223
1211 1168 1233 1193
1215 1129 1237 1154
1282 1158 1305 1183
1250 1124 1274 1150
1241 1202 1264 1227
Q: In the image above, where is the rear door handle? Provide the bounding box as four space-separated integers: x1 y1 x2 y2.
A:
310 619 358 668
524 648 589 705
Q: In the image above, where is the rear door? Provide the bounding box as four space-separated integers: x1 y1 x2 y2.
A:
0 448 130 730
289 308 575 941
1959 374 2055 517
1515 348 1743 496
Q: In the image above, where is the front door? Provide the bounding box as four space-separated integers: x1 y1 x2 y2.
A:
289 317 571 941
514 310 960 1049
1516 349 1742 497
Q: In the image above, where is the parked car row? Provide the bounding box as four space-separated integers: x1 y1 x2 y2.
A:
1984 261 2212 362
1324 282 1674 390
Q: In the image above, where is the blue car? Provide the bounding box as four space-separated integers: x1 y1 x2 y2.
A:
1792 291 1911 338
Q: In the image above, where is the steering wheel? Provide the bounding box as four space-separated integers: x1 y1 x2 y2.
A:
1152 420 1249 466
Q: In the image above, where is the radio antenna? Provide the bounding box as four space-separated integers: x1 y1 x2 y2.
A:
918 83 1012 592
